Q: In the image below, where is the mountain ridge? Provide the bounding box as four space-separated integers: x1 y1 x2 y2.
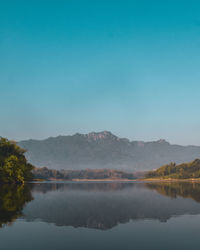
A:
19 131 173 147
18 131 200 171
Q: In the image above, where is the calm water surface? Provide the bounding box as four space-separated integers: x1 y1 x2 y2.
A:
1 181 200 249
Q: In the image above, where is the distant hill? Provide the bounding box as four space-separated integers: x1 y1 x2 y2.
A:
145 159 200 179
18 131 200 171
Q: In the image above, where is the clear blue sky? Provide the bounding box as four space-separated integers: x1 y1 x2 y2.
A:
1 0 200 145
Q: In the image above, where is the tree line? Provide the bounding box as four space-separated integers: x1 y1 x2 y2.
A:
145 159 200 179
33 167 136 180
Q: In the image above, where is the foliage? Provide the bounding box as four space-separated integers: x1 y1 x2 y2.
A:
145 159 200 179
0 138 34 183
0 184 33 227
33 167 136 180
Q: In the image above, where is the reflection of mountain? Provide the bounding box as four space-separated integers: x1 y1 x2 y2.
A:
0 184 33 227
23 182 200 230
31 182 136 193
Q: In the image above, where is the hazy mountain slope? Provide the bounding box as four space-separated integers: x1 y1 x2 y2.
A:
18 131 200 171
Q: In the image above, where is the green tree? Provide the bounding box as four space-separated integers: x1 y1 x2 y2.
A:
145 159 200 179
0 138 34 183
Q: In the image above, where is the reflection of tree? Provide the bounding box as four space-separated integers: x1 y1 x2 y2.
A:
146 182 200 202
32 182 137 193
0 184 33 227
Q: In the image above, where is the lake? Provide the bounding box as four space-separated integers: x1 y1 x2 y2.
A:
1 181 200 249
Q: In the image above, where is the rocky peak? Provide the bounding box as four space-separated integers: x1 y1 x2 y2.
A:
157 139 169 144
86 131 117 141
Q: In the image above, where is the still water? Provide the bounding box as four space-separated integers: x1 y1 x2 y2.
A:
1 181 200 249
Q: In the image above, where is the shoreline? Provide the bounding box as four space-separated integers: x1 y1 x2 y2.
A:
50 178 137 182
32 177 200 183
138 178 200 183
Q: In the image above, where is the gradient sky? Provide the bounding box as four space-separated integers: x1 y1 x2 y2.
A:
1 0 200 144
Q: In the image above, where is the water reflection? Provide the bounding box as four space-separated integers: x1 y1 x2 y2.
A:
0 184 33 227
23 182 200 230
146 182 200 202
1 182 200 230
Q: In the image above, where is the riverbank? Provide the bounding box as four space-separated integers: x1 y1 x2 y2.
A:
32 177 200 183
139 178 200 182
48 178 137 182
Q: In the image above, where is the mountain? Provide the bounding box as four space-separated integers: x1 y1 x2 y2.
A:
18 131 200 171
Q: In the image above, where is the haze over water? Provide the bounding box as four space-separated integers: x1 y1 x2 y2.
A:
1 182 200 250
